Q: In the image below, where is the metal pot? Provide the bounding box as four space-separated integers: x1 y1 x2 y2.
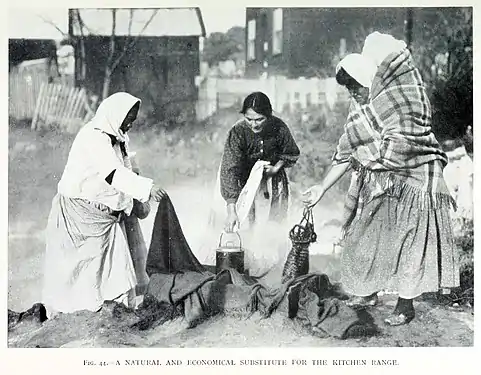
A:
215 232 245 274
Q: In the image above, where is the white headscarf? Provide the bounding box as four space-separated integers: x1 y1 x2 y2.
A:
87 92 141 143
361 31 407 68
335 53 377 89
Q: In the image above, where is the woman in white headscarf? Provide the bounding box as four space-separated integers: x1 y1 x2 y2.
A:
42 92 166 316
334 53 377 101
304 34 458 326
301 53 376 223
361 31 408 68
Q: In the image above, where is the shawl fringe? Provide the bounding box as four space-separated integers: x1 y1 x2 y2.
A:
341 165 457 237
358 164 456 209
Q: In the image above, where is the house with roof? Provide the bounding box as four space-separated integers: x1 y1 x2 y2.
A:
8 8 67 72
70 8 206 123
243 7 450 79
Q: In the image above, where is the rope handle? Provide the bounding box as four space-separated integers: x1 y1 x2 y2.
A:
290 207 317 243
218 231 242 250
299 207 314 227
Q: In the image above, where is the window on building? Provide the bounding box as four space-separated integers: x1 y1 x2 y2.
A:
272 8 283 55
339 38 347 58
247 19 256 61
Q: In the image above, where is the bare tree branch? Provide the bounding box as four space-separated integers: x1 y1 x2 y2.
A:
73 9 95 36
102 9 117 100
108 9 117 65
110 9 159 73
74 9 87 81
75 9 85 36
116 8 134 66
37 15 68 39
128 8 134 36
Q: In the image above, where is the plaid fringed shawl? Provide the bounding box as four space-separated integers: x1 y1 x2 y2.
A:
333 48 456 232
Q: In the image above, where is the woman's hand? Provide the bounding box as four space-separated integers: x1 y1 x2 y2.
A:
264 160 285 177
302 184 325 208
263 165 279 177
150 185 167 202
225 212 239 233
225 203 239 232
301 162 351 208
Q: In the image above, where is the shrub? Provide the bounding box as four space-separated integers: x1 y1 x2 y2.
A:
282 100 351 202
454 219 474 306
411 8 473 145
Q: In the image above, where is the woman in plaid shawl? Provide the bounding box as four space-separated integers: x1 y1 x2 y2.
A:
303 33 459 326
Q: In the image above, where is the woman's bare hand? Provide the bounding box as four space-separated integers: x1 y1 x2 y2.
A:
302 184 325 208
149 185 167 202
264 164 279 177
225 211 239 233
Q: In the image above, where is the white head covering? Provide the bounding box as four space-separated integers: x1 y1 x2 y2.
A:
87 92 141 142
361 31 407 68
335 53 377 89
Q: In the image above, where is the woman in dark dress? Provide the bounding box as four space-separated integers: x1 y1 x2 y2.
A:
220 92 300 233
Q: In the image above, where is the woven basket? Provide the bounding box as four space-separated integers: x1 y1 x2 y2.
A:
281 208 317 283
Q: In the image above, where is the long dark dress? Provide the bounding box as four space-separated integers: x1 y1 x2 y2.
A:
220 116 300 223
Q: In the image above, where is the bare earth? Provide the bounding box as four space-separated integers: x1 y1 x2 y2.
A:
8 126 474 347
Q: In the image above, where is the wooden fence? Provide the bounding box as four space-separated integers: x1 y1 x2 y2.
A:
31 82 98 133
9 58 52 121
196 76 349 121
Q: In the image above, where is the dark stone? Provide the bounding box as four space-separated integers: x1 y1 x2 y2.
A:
8 303 48 332
8 309 21 330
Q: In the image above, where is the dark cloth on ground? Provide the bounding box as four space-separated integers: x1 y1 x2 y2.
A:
145 269 375 339
144 200 376 339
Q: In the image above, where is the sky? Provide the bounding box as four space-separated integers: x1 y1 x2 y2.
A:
201 7 246 34
8 7 246 40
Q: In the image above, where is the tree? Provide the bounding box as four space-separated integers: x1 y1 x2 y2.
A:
69 10 86 84
410 8 472 141
202 26 245 67
70 8 159 100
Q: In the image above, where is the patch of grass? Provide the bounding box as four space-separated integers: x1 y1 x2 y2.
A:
8 126 75 231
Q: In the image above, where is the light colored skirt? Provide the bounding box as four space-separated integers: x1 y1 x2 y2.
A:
42 194 137 315
340 193 459 299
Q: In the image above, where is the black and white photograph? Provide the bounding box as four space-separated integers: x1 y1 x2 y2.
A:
5 3 474 355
